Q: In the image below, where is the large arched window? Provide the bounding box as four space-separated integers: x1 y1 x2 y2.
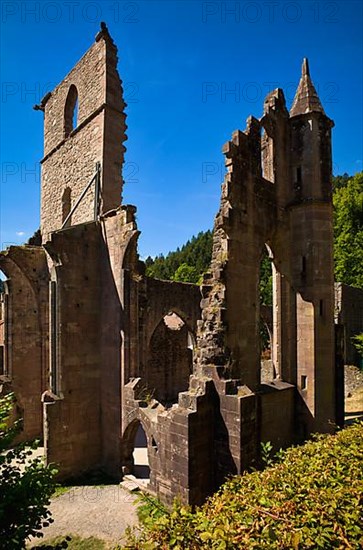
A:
64 85 78 137
260 245 275 382
0 272 7 376
146 312 194 406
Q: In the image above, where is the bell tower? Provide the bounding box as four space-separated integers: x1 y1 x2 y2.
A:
36 23 128 242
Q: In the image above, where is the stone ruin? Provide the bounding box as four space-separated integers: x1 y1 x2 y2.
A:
0 25 353 505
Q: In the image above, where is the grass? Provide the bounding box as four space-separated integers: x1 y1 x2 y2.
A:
52 485 71 498
32 534 110 549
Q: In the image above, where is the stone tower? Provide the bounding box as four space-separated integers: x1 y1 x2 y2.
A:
36 23 127 241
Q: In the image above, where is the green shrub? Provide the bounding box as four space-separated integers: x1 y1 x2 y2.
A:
126 422 363 549
352 333 363 359
0 393 58 549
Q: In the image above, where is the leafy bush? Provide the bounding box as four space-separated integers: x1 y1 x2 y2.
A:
135 493 168 530
126 422 363 549
352 333 363 359
0 393 57 549
333 172 363 289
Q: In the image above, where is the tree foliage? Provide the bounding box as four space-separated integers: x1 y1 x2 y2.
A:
0 393 57 549
126 423 363 549
259 250 272 306
27 229 42 246
172 264 200 284
145 231 213 283
333 172 363 289
352 334 363 358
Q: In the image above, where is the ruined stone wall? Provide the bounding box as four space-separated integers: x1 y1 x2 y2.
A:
142 278 201 341
0 320 4 374
0 246 49 441
100 205 139 477
40 26 127 241
41 117 104 236
122 376 217 506
259 382 295 450
195 115 279 388
137 277 201 399
44 223 102 479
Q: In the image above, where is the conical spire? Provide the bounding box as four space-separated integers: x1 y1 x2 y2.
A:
290 58 325 117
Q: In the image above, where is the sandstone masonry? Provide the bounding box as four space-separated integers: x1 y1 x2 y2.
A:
0 26 355 506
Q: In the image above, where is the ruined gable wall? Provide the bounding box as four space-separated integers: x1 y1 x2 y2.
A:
41 28 126 241
41 118 103 239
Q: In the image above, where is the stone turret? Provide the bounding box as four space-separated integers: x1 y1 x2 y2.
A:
288 59 336 434
290 58 325 116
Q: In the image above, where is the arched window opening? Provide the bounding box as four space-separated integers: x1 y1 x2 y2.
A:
64 85 78 138
261 128 275 182
0 273 10 378
0 271 7 376
147 312 193 407
260 246 274 382
49 277 60 394
62 187 72 227
187 331 195 351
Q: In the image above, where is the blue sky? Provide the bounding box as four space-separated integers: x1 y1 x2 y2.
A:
0 0 362 258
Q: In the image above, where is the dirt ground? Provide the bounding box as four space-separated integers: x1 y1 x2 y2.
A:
345 386 363 424
27 485 139 548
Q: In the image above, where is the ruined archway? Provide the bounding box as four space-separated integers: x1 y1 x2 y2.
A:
122 419 151 484
259 246 274 382
146 312 194 407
